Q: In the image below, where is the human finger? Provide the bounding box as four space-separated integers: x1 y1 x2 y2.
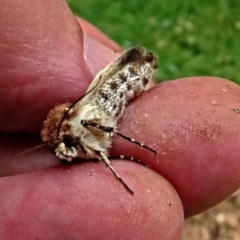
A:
0 161 183 240
0 0 120 133
112 76 240 217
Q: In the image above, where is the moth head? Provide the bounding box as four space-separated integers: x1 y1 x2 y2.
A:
41 103 79 160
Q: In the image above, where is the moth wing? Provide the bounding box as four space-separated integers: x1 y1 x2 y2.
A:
75 46 148 107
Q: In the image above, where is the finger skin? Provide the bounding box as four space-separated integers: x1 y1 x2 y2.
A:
0 163 183 240
112 76 240 217
0 0 89 132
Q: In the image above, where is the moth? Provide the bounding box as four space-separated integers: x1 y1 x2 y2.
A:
41 46 158 194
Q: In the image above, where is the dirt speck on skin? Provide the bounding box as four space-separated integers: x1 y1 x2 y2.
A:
181 189 240 240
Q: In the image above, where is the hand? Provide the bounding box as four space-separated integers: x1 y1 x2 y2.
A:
1 0 240 239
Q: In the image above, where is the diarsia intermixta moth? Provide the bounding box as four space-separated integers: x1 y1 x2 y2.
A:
41 46 158 194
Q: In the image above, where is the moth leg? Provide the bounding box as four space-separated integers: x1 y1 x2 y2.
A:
98 151 134 195
114 130 157 154
110 155 148 167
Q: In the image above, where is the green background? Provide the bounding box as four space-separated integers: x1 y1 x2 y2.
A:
68 0 240 83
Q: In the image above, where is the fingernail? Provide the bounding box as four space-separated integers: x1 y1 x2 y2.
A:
83 33 120 77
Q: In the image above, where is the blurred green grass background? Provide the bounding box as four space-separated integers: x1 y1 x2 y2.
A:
68 0 240 83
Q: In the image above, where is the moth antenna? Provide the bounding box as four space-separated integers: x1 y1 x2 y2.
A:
81 120 156 154
17 144 45 157
114 130 157 154
81 119 114 132
98 151 134 195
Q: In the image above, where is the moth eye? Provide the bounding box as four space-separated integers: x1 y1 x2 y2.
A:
62 134 75 148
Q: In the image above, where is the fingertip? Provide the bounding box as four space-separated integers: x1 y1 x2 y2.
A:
0 0 91 132
77 17 122 53
114 76 240 217
0 162 183 239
